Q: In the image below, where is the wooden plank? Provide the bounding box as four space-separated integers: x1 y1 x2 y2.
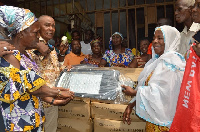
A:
85 0 88 11
71 2 175 14
164 0 166 18
144 6 148 37
94 0 96 10
147 6 157 24
110 11 112 36
51 0 54 17
173 0 176 27
103 12 105 51
39 0 41 16
65 0 67 15
118 10 120 32
45 0 47 14
59 0 61 16
126 9 129 48
96 12 104 27
72 0 74 13
135 8 138 50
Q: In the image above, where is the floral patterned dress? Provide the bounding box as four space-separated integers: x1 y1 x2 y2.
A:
0 50 46 132
102 48 134 67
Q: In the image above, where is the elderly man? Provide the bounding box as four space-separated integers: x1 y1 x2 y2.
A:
27 15 66 132
175 0 200 56
191 0 200 57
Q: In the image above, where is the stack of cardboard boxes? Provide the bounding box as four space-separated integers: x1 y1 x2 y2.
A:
57 68 145 132
91 102 146 132
57 98 93 132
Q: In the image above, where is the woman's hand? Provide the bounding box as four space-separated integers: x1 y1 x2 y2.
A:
123 101 136 125
121 85 137 96
29 85 74 99
0 41 15 57
42 97 72 106
59 43 69 55
53 87 74 99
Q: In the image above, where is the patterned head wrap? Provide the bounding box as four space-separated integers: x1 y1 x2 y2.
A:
112 32 124 40
109 32 124 50
0 5 37 37
90 39 101 47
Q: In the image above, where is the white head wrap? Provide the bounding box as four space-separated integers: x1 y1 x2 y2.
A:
132 25 186 128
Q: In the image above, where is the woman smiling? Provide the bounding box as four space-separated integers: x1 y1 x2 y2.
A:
122 25 186 132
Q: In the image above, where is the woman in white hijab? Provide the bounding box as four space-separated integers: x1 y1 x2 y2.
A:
122 25 186 131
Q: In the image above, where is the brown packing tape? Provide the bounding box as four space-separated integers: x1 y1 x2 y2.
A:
91 102 144 122
94 118 146 132
58 101 90 119
58 118 93 132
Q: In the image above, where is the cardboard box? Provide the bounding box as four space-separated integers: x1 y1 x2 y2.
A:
91 102 143 121
58 118 93 132
58 97 90 119
70 97 90 104
107 68 143 81
56 129 61 132
94 118 146 132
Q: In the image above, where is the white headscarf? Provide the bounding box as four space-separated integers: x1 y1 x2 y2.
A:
133 25 186 128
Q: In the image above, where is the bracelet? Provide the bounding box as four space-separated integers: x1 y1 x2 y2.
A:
50 98 55 105
57 89 62 98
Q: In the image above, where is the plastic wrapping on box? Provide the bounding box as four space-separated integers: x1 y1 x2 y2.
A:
56 65 135 104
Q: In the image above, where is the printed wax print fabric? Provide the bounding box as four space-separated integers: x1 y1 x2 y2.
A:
82 56 99 67
102 48 134 67
27 48 60 108
0 5 37 37
0 50 45 131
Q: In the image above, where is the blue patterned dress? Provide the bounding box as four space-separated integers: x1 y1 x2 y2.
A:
0 51 46 132
102 48 134 67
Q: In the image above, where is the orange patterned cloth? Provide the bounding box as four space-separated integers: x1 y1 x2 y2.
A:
27 48 61 108
146 122 169 132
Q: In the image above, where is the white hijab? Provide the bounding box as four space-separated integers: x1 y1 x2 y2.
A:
134 25 186 128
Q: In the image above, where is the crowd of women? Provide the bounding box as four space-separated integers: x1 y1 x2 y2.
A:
0 0 200 131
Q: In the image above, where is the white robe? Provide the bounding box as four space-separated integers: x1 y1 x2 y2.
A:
131 25 186 128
